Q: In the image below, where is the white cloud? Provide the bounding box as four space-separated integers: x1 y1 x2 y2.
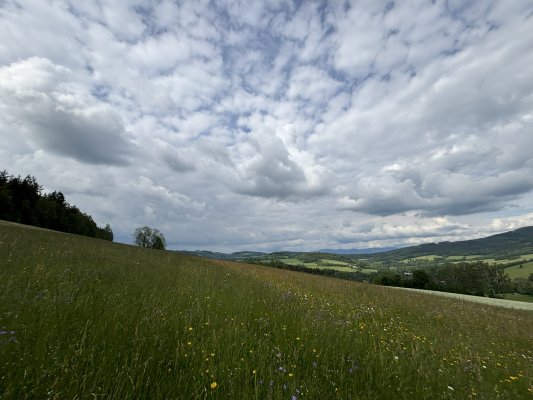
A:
1 0 533 251
287 65 340 103
99 0 147 40
488 213 533 233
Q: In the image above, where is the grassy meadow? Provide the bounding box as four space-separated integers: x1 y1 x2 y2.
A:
505 262 533 280
281 258 355 272
1 222 533 399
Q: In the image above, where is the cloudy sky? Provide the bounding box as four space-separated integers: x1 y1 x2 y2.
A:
2 0 533 252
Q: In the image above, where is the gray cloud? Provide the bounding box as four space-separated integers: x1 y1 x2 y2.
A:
230 130 330 200
340 169 533 217
330 217 471 245
0 57 135 165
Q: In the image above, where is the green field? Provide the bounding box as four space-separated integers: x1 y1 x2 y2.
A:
503 293 533 303
1 222 533 399
505 262 533 280
446 255 481 261
280 258 355 272
417 255 440 261
319 259 350 266
400 255 441 263
396 253 533 271
307 265 354 272
361 268 378 274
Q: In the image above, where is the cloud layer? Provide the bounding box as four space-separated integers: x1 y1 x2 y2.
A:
1 0 533 251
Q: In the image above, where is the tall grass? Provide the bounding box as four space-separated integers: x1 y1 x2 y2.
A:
1 221 532 399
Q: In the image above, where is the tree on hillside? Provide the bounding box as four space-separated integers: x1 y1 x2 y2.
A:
133 226 166 250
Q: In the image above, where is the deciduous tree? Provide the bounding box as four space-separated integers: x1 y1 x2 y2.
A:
133 226 166 250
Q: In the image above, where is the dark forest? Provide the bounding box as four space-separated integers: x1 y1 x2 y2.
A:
0 170 112 241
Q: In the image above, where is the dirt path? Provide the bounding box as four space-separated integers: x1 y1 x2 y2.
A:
392 287 533 311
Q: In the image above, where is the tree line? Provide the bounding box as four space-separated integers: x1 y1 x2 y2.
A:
0 170 113 241
372 262 512 297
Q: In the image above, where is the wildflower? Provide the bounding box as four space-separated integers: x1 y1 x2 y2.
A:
210 382 217 389
447 385 454 391
288 373 293 377
188 327 193 331
252 369 257 375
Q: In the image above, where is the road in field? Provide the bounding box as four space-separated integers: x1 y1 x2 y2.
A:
392 287 533 311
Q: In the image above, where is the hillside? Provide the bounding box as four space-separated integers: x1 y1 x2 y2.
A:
371 226 533 260
1 221 532 399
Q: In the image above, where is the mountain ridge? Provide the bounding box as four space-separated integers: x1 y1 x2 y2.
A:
373 226 533 260
182 226 533 261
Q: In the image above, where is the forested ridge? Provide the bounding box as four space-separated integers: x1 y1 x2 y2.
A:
371 226 533 261
0 170 112 241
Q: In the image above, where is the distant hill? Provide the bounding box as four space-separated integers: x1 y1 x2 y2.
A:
181 250 266 260
371 226 533 260
183 226 533 262
319 246 401 255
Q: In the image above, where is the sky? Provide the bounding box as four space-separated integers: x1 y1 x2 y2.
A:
1 0 533 252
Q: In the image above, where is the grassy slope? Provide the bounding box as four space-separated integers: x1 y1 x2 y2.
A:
1 222 533 399
505 262 533 279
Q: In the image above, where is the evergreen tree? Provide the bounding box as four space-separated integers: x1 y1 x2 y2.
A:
0 169 113 241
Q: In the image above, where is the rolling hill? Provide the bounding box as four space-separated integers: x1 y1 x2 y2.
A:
183 227 533 266
188 226 533 260
371 226 533 261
